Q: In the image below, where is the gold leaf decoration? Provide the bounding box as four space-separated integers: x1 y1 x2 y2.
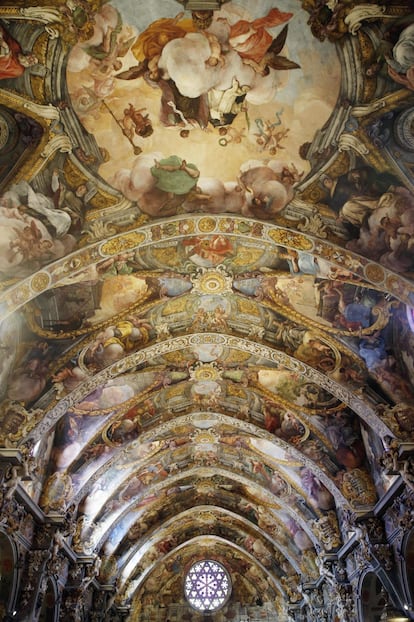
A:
31 272 50 293
268 229 313 250
101 232 145 255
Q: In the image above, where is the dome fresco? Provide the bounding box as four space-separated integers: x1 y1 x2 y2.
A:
1 1 414 621
66 1 341 190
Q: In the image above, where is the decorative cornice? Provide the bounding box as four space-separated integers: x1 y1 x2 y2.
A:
0 212 413 322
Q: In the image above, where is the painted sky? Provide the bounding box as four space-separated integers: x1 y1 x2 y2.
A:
67 1 341 183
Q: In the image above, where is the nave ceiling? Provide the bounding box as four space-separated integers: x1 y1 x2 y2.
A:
1 1 414 621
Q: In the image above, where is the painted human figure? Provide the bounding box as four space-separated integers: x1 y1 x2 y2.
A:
0 23 38 79
387 23 414 90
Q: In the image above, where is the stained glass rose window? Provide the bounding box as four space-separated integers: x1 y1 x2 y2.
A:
184 560 231 612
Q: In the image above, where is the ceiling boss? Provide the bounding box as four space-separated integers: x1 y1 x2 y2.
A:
175 0 232 29
176 0 231 6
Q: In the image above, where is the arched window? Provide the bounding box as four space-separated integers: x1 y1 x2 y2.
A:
360 572 387 622
38 578 59 622
406 306 414 332
0 532 16 619
184 560 231 612
402 529 414 612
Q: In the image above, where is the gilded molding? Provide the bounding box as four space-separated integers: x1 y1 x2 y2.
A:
1 219 413 324
344 5 394 35
40 133 72 158
338 132 370 156
0 6 64 23
24 333 392 447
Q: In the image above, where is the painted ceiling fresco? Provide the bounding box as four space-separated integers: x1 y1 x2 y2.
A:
1 0 414 620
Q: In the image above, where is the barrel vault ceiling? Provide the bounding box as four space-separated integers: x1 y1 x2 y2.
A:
1 0 414 620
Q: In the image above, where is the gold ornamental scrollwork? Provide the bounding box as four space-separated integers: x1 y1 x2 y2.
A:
339 468 378 507
30 272 51 293
18 7 64 23
312 511 342 551
0 401 43 444
41 134 72 158
338 132 370 156
101 232 146 255
191 265 233 296
344 4 396 35
364 263 385 284
267 229 313 250
198 217 217 233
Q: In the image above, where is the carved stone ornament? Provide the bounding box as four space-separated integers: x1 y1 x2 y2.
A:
344 4 394 35
297 211 328 239
332 559 349 584
280 574 302 603
363 516 386 543
68 563 85 586
394 494 414 531
46 553 66 579
372 543 393 571
19 548 52 610
177 0 230 6
309 585 325 608
339 468 377 506
0 401 41 445
338 132 370 156
352 525 373 571
333 583 356 622
59 588 86 622
191 264 233 296
0 497 26 534
377 403 414 439
312 511 342 550
380 439 414 493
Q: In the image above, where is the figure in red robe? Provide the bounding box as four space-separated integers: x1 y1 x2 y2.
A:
228 7 300 75
0 24 38 80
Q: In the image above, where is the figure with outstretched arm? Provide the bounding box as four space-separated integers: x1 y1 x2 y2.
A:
225 8 300 75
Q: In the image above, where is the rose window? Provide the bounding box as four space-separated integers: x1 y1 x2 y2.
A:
184 560 231 612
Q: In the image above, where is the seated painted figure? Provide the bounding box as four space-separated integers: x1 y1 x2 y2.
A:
0 23 38 79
